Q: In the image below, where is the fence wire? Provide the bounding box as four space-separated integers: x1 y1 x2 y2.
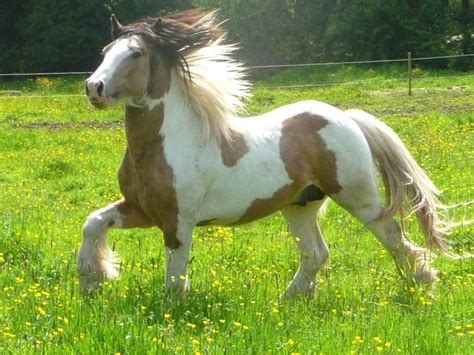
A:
0 53 472 78
0 72 472 99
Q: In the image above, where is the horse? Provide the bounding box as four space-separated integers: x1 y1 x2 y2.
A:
79 10 463 298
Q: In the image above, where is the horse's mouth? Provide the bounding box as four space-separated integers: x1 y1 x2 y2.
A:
88 98 110 109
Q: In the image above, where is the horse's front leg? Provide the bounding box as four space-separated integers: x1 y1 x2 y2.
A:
77 199 152 294
163 222 193 296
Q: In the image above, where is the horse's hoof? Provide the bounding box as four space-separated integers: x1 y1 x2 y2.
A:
78 274 103 296
165 276 190 297
281 283 316 301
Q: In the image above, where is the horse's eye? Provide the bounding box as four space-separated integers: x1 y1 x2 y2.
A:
131 51 142 59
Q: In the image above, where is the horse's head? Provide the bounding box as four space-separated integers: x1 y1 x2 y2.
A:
85 15 164 108
86 11 222 109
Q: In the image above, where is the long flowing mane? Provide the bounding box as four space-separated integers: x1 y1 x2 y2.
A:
115 10 251 142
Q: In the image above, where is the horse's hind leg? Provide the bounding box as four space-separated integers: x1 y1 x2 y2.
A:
281 200 329 299
332 178 438 287
365 217 438 285
77 199 152 294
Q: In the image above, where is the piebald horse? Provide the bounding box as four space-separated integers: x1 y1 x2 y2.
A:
79 10 461 297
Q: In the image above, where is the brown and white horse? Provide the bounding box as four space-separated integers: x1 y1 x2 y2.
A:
79 10 461 297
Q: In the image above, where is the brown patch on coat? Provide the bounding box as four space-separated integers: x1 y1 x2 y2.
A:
235 184 298 224
148 51 171 99
280 113 342 194
119 103 181 249
220 129 249 167
235 113 341 224
116 199 153 228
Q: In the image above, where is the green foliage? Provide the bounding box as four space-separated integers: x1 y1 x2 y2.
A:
0 0 191 73
0 66 473 353
325 1 452 61
194 0 473 68
1 0 472 73
0 1 25 73
18 0 110 72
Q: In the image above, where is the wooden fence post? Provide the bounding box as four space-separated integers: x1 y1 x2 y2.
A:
408 51 412 96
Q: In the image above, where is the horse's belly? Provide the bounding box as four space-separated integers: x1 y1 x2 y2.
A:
196 160 296 225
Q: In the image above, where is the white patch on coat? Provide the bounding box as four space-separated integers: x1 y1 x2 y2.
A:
317 111 381 222
318 113 373 186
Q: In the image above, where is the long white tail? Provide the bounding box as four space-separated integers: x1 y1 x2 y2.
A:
346 109 459 257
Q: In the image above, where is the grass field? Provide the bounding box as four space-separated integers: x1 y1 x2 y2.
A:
0 65 473 354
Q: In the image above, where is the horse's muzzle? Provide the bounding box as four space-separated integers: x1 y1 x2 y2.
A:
86 78 108 107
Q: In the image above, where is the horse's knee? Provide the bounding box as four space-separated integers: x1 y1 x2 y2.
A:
82 212 107 239
366 217 403 252
83 203 125 238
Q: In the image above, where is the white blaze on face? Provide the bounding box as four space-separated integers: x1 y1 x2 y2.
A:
87 36 143 101
90 38 131 82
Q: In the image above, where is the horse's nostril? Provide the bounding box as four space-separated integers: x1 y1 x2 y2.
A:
97 81 104 96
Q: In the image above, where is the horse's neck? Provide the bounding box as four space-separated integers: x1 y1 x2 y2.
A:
124 104 165 160
124 73 210 162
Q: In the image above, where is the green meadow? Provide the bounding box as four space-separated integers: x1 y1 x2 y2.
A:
0 65 473 354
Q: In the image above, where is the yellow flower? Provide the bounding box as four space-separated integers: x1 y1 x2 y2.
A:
3 331 15 338
15 277 24 284
287 339 295 345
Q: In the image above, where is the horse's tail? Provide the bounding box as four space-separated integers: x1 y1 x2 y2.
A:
346 109 464 258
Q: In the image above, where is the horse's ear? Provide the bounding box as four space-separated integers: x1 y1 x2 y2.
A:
152 18 163 32
110 14 123 39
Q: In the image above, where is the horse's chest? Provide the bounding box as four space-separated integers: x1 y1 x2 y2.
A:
118 149 178 227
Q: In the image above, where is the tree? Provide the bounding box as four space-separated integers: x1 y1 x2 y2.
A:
0 1 26 72
4 0 192 73
324 1 452 63
0 0 470 73
18 0 111 72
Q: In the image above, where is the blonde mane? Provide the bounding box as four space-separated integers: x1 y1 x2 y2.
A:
178 13 251 143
